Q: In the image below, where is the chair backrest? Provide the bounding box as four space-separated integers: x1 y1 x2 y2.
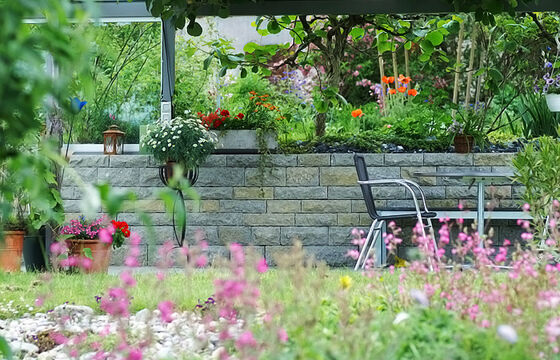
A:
354 153 379 220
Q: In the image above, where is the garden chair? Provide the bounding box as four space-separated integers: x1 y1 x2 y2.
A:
353 153 439 270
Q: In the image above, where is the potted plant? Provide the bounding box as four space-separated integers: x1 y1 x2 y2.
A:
536 55 560 112
0 199 26 272
58 216 129 273
198 91 280 153
448 109 485 153
141 116 216 187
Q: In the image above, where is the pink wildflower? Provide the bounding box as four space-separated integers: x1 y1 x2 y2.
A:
195 255 208 268
256 258 268 273
99 227 114 244
236 331 257 348
158 300 174 323
127 348 143 360
277 328 289 343
120 271 136 287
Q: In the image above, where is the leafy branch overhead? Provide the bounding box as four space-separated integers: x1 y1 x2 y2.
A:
144 0 534 34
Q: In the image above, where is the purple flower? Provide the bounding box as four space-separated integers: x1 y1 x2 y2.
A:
545 61 553 68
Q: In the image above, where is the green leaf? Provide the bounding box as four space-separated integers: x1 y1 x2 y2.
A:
219 66 227 77
488 68 504 82
187 20 203 36
349 27 365 39
203 55 213 70
474 68 486 77
419 53 431 62
83 247 93 260
267 20 281 34
420 40 434 53
0 336 12 360
315 99 328 113
426 31 444 46
240 68 248 78
243 42 258 53
404 41 412 50
442 20 460 34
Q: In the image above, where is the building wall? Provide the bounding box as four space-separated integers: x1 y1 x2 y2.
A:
62 153 524 266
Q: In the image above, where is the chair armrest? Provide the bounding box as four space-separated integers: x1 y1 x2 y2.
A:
357 179 424 215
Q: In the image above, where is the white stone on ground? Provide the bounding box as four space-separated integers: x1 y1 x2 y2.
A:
0 305 242 360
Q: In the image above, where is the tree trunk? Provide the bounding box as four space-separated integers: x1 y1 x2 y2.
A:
404 47 410 78
315 112 327 137
464 23 478 108
452 20 466 117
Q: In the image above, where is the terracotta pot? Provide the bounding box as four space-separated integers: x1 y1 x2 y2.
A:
454 135 474 153
66 238 112 273
0 230 25 272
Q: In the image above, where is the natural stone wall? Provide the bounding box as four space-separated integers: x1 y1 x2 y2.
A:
62 153 523 266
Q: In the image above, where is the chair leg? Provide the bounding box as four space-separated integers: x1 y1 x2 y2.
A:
354 220 377 271
427 218 440 261
361 220 385 269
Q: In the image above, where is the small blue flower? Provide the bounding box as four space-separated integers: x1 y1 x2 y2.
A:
545 61 553 68
70 97 87 114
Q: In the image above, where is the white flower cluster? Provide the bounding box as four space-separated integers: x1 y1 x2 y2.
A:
142 116 216 152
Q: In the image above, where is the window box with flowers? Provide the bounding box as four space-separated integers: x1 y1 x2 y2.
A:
141 116 216 186
57 216 130 273
198 91 280 154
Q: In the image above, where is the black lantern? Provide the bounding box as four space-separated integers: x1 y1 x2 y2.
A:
103 125 125 155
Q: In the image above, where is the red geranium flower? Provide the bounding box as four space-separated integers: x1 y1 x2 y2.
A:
220 109 230 117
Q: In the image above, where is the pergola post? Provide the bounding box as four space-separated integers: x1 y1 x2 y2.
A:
161 18 175 122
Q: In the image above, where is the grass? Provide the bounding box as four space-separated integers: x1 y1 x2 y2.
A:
0 268 371 319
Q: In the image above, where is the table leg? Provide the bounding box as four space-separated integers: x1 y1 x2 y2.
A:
477 181 485 247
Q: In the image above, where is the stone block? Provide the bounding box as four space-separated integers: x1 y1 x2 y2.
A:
359 214 375 226
303 246 354 267
368 167 401 180
110 245 148 266
337 213 361 227
243 214 294 226
251 227 281 245
320 167 357 186
403 186 445 200
233 187 273 199
498 200 521 210
327 186 362 199
62 200 88 213
295 214 338 226
136 168 162 187
197 168 245 187
302 200 351 213
220 200 266 213
130 226 175 245
330 153 355 166
200 200 220 212
61 187 77 200
98 168 140 187
267 200 301 213
351 200 368 213
62 168 98 186
121 199 165 212
512 186 525 199
69 155 109 168
280 227 328 245
474 153 515 166
188 213 243 226
218 226 252 245
329 227 355 245
426 199 459 209
401 167 437 186
201 155 227 167
286 167 319 186
385 153 423 166
117 212 171 226
109 155 149 168
446 186 478 199
186 226 219 245
226 155 260 167
424 153 473 166
297 154 330 166
110 187 160 200
194 187 233 200
270 154 298 167
274 187 327 200
485 186 512 200
245 167 286 186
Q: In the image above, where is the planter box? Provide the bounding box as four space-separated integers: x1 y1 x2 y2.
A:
211 130 278 154
546 94 560 112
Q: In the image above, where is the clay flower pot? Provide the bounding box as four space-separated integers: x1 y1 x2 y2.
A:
0 230 25 272
66 238 112 273
454 134 474 153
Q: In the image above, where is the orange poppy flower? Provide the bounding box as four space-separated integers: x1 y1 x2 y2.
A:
351 109 364 118
389 89 397 95
408 89 418 96
249 91 257 95
399 74 412 84
382 76 390 84
398 86 407 93
387 76 395 84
